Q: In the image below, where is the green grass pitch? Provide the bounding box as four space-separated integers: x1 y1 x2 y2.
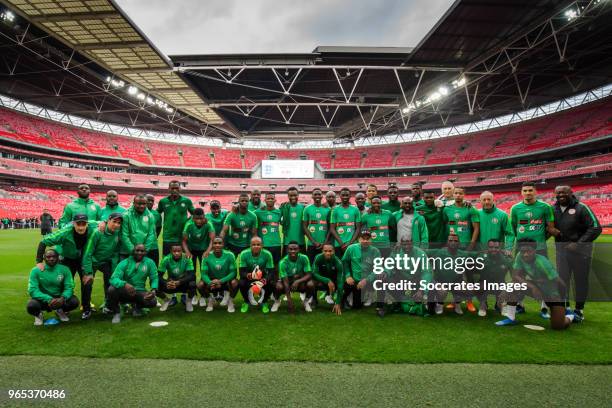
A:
0 229 611 407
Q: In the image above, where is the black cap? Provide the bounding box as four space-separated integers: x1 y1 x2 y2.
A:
72 213 88 223
108 212 124 220
359 229 372 237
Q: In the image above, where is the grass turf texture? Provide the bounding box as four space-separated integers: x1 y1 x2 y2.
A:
0 229 611 364
1 356 611 407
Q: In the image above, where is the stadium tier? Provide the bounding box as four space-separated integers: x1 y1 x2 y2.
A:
1 97 611 171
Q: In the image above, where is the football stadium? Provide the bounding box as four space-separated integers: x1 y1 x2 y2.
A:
0 0 611 406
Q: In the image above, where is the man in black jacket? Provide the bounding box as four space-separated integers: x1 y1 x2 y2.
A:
553 185 602 322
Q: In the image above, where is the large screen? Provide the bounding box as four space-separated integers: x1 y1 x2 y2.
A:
261 160 314 179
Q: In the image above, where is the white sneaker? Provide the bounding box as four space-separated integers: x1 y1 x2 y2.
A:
206 300 214 312
347 292 354 307
502 305 508 317
227 298 235 313
220 291 229 306
478 307 487 317
271 300 281 312
299 292 306 301
435 304 444 315
34 312 43 326
55 309 69 322
186 300 194 312
198 296 207 308
454 303 463 315
191 296 198 306
159 299 171 312
364 298 373 307
112 313 121 324
304 300 312 312
156 301 161 307
325 295 334 305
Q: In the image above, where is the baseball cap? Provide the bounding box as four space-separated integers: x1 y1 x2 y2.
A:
108 212 124 220
72 213 88 223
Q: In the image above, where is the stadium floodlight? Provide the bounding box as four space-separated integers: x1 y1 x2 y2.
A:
427 91 442 102
137 93 145 100
110 79 124 88
438 86 449 96
127 86 138 95
146 96 154 105
165 107 173 113
1 10 15 22
452 77 466 89
564 8 579 20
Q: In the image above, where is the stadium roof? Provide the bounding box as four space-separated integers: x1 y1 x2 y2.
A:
0 0 611 142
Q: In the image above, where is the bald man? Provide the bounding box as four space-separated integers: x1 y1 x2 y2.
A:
101 190 126 221
478 191 514 252
439 181 455 207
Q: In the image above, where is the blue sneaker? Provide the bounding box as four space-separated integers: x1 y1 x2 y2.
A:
516 304 526 314
495 317 518 326
169 296 177 307
540 308 550 320
573 309 584 323
180 294 187 305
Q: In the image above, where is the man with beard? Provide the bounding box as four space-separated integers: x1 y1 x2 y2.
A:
478 191 514 253
280 187 305 252
206 200 228 236
157 181 195 256
197 237 239 313
108 244 158 324
58 184 101 228
100 190 126 221
121 194 158 264
248 189 264 212
355 192 368 216
221 193 258 257
392 196 428 249
237 237 274 314
27 249 79 325
411 183 425 207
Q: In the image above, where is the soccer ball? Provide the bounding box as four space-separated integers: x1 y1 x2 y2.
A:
248 281 265 305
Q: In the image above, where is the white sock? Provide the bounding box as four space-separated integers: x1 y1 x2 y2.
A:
506 305 517 321
566 314 575 322
541 301 547 310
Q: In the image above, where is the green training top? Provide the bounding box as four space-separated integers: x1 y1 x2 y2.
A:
58 197 101 228
158 254 194 280
183 219 214 251
510 200 554 243
478 206 515 250
201 250 237 284
110 256 159 292
120 207 157 254
206 210 228 236
341 243 381 282
82 225 121 275
100 204 126 221
279 253 312 279
28 263 74 302
248 201 264 212
255 208 283 247
443 204 480 244
237 248 274 277
381 199 401 213
415 204 445 243
391 211 429 247
513 253 558 281
330 204 361 247
157 195 195 243
361 209 396 248
39 222 96 261
302 204 330 246
281 203 305 245
224 210 258 248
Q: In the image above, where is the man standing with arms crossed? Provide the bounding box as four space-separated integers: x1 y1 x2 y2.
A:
302 188 330 264
100 190 126 221
58 184 101 228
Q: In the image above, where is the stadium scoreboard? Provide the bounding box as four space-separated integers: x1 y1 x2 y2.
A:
261 160 314 179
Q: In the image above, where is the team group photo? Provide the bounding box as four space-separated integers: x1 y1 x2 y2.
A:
0 0 611 406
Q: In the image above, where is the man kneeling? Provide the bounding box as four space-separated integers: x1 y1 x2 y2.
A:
27 249 79 325
496 239 572 330
158 244 197 312
273 241 314 313
108 244 158 323
197 237 239 313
